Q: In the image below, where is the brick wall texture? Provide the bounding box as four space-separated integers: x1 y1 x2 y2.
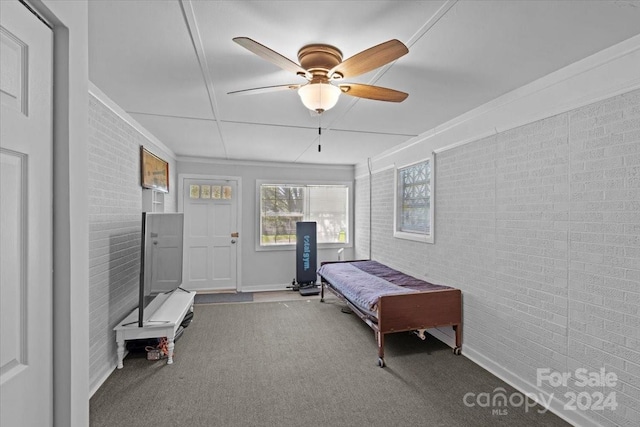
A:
87 94 174 391
355 89 640 426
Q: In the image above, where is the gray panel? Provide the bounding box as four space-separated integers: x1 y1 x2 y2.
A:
0 149 27 378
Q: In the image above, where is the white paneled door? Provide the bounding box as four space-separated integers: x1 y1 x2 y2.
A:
0 1 53 426
182 179 238 291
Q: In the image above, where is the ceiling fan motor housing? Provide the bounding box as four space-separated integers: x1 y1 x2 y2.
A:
297 44 344 80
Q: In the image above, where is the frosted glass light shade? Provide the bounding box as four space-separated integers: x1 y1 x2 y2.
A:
298 83 341 113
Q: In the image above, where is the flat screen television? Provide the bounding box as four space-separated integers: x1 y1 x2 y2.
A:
138 212 184 327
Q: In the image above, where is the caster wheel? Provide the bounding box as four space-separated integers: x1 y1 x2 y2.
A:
377 357 386 368
320 298 324 303
453 347 461 355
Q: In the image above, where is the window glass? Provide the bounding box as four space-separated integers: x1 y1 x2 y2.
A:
259 184 349 246
397 161 430 234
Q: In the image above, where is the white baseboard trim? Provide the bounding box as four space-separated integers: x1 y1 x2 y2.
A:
240 284 294 293
461 345 602 427
426 326 456 348
90 356 124 398
424 329 603 427
189 284 299 294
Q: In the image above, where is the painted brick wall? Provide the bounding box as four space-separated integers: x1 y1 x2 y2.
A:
567 91 640 427
367 168 432 274
429 134 501 357
356 89 639 426
354 175 370 260
494 115 571 400
87 93 175 392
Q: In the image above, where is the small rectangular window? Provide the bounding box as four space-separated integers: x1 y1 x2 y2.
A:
394 159 434 243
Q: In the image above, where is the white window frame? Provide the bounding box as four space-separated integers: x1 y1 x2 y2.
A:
393 157 434 244
256 180 353 251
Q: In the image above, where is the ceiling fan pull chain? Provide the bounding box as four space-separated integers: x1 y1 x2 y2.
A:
318 117 322 152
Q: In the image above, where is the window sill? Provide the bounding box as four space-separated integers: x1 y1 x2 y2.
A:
256 242 352 252
393 231 433 244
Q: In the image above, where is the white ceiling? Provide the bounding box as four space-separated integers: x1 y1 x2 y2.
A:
88 0 640 165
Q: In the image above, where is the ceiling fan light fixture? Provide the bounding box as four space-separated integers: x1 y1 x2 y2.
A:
298 83 341 113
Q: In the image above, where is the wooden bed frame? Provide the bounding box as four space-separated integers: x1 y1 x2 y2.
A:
319 261 462 367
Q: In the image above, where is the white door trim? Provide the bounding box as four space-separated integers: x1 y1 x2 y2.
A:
178 173 243 291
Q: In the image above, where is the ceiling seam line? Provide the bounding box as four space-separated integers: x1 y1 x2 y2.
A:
127 111 215 122
405 0 458 48
293 136 322 164
179 0 228 158
363 0 458 84
217 120 417 137
127 111 417 137
324 0 458 133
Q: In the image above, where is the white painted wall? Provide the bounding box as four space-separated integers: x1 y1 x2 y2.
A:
177 159 355 291
87 87 178 394
355 36 640 427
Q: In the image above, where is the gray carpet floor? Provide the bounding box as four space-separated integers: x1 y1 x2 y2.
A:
194 292 254 304
91 299 570 427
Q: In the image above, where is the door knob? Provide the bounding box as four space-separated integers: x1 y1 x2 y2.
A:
231 239 237 244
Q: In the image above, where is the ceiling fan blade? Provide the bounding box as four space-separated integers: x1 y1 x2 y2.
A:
330 39 408 79
233 37 309 78
228 83 302 96
338 83 408 102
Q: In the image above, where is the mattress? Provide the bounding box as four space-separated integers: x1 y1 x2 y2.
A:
318 260 452 314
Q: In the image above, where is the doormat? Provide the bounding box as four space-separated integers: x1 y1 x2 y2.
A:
194 292 254 304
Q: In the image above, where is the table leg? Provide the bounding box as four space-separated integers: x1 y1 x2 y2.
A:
167 336 175 365
116 339 125 369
